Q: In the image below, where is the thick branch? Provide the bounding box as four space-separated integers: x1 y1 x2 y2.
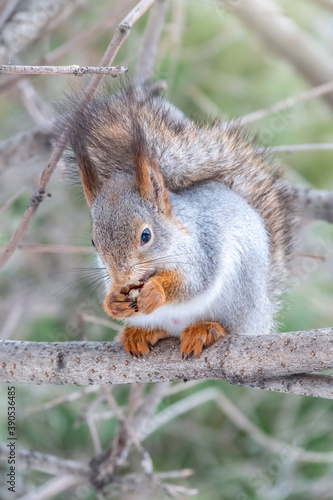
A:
0 64 127 76
1 330 333 399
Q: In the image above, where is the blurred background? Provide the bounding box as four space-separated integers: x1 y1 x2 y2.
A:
0 0 333 498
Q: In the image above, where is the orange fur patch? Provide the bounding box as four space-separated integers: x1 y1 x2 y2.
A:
180 321 227 359
103 289 137 320
119 326 170 358
149 270 183 302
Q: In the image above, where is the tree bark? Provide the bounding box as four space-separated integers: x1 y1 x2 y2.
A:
1 329 332 399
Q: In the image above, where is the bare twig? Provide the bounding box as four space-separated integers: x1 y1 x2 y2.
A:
0 128 51 173
0 64 127 76
0 0 85 63
1 330 333 399
236 79 333 125
265 143 333 153
87 417 102 454
0 304 23 340
17 79 52 125
101 387 154 475
81 313 122 332
220 0 333 108
293 187 333 223
0 0 20 30
3 244 93 254
135 0 170 80
17 475 83 500
0 0 156 270
0 0 135 94
138 388 333 463
0 443 90 476
26 386 99 414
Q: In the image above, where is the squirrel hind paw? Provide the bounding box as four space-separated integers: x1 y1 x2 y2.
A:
180 322 226 360
119 326 170 358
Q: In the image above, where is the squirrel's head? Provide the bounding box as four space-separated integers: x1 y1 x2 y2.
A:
74 123 174 290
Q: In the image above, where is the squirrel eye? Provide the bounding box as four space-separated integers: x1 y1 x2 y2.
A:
141 228 151 245
91 239 95 247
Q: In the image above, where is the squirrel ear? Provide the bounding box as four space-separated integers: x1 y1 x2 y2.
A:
72 140 102 207
148 165 172 217
132 128 171 216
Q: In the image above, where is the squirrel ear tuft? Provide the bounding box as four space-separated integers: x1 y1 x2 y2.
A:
148 166 172 217
72 139 102 206
132 126 171 216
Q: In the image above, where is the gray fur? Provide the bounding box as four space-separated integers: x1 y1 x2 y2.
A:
92 178 272 336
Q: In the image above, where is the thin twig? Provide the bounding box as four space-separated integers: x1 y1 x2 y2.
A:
0 1 135 94
17 475 83 500
101 387 154 475
137 387 333 463
0 128 51 173
17 79 52 125
135 0 170 80
0 0 20 30
4 244 93 254
26 386 100 414
81 313 122 331
0 0 156 270
0 443 90 476
0 304 24 340
236 79 333 125
0 64 127 76
265 143 333 153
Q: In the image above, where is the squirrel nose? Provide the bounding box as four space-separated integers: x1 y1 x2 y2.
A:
111 274 131 290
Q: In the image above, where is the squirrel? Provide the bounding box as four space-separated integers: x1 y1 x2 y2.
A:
65 82 298 359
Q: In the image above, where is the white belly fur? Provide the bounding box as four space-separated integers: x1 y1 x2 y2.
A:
126 292 215 336
125 251 236 336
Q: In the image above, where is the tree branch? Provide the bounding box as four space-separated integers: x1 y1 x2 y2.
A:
1 329 333 398
293 186 333 223
135 0 170 80
17 475 83 500
264 144 333 153
236 79 333 125
0 127 51 173
0 0 84 63
0 64 127 76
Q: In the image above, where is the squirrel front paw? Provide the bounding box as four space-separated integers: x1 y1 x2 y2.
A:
103 289 137 320
136 278 166 315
